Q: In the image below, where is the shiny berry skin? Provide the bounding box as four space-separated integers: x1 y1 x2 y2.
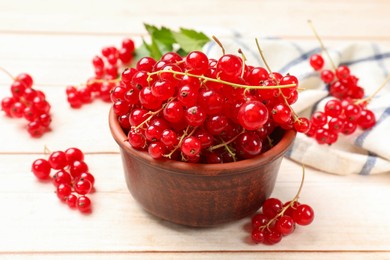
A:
185 105 206 126
272 103 292 124
64 147 84 164
357 109 376 129
31 159 51 179
56 183 72 201
321 69 335 83
185 51 209 75
262 198 283 218
324 99 343 117
48 151 68 170
181 136 201 157
293 204 315 226
293 117 311 133
67 194 78 208
69 160 89 178
251 229 265 244
264 228 282 245
335 65 350 80
163 101 184 123
217 54 243 79
252 213 269 230
15 73 33 88
311 111 327 127
275 215 295 235
309 54 324 71
237 100 269 130
52 169 72 187
74 179 93 195
77 195 92 213
148 142 166 159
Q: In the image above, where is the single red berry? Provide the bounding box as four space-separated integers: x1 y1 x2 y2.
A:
48 151 68 170
56 183 72 201
77 195 92 213
251 213 269 230
275 215 295 236
64 147 84 164
251 229 265 244
357 109 376 129
181 136 201 157
69 160 89 178
185 51 209 75
321 69 335 83
293 204 315 226
67 194 78 208
31 158 51 179
335 65 350 80
74 179 93 195
309 54 324 71
52 169 72 187
262 198 283 218
237 100 269 130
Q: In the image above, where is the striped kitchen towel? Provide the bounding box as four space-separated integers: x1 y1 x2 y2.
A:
203 36 390 175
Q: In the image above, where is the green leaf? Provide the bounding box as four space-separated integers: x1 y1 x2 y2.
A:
172 28 210 53
134 24 210 62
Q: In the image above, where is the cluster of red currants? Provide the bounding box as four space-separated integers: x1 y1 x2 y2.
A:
31 147 94 213
66 38 135 108
251 197 314 245
111 50 309 163
0 73 52 137
307 54 376 144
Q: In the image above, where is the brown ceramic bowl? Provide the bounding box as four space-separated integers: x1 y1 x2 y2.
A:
109 108 296 227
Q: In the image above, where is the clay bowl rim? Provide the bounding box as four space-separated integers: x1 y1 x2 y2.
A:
109 108 296 177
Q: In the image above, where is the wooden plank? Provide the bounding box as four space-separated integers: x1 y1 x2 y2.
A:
1 155 389 253
0 0 390 40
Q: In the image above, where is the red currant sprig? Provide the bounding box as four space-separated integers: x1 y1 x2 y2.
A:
111 44 307 163
306 21 390 144
251 166 314 245
66 38 135 108
31 147 95 213
0 67 52 137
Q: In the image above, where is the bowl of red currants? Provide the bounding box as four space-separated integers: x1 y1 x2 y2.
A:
109 50 300 227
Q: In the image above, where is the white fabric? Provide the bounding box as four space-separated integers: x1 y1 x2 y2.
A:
203 37 390 175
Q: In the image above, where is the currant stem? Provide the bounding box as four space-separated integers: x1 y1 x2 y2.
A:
356 74 390 105
208 129 245 151
163 126 198 159
255 38 273 74
307 20 337 71
147 70 296 90
238 48 247 79
278 89 299 121
0 66 16 81
212 35 226 55
132 106 165 131
260 164 306 231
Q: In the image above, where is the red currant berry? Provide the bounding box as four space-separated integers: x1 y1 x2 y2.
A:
357 109 376 129
64 147 84 164
251 229 265 244
335 65 350 80
275 215 295 236
181 136 201 157
237 100 269 130
56 183 72 201
67 194 78 208
31 158 51 179
74 179 93 195
185 51 209 75
52 169 72 187
262 198 283 218
321 69 335 83
48 151 68 170
309 54 324 71
293 204 314 225
77 195 92 213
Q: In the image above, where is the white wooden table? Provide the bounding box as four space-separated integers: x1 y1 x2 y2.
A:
1 1 390 259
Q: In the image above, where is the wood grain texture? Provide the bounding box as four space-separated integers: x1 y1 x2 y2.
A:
1 0 390 259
